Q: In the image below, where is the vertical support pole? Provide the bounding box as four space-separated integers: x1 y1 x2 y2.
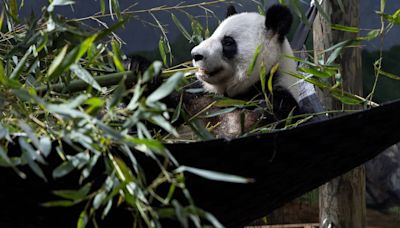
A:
313 0 366 227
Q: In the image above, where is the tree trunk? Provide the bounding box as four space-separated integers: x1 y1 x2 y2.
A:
313 0 366 227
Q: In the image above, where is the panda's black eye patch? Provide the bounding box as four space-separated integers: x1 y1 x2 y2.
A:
222 36 235 46
221 36 237 59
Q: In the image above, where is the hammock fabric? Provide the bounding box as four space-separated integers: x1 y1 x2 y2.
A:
166 99 400 227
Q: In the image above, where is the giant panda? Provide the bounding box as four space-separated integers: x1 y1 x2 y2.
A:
191 4 298 100
130 4 322 139
185 4 322 137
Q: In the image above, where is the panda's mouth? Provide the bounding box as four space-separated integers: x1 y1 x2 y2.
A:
197 67 223 78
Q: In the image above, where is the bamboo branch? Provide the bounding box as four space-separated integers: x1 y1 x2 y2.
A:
35 71 134 93
72 0 228 22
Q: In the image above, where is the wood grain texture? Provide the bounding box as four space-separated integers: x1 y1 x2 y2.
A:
313 0 366 227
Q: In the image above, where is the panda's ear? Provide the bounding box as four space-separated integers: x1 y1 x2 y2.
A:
265 4 293 42
226 5 238 18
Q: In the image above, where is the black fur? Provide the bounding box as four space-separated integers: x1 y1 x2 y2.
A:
265 4 293 42
127 55 151 74
226 5 238 18
221 36 237 59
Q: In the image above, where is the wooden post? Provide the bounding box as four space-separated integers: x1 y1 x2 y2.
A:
313 0 366 227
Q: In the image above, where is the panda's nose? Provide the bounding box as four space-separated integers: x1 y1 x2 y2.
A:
192 54 204 62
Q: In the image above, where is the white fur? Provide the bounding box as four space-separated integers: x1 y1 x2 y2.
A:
191 12 305 102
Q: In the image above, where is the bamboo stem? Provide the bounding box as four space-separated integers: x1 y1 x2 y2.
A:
36 71 134 93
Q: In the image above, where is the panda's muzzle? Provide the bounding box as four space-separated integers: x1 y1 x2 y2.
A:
191 49 224 79
198 67 223 78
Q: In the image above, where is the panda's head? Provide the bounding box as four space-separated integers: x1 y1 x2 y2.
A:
191 4 298 98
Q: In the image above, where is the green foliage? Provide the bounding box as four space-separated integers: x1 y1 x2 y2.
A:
0 1 244 227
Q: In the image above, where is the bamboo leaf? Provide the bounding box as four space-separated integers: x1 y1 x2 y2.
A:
111 40 125 72
203 211 224 228
174 166 254 184
201 107 236 118
172 14 191 41
171 93 183 123
331 24 360 33
53 183 91 201
214 98 254 108
268 63 279 94
18 120 41 156
77 210 88 228
8 0 19 22
0 145 12 167
247 44 262 76
101 200 113 219
150 115 178 136
48 0 75 12
143 61 162 83
321 39 357 54
110 0 121 19
94 19 126 42
392 9 400 24
0 61 21 88
146 72 183 104
259 62 267 94
10 46 33 80
100 0 105 14
299 67 334 79
332 92 362 105
380 0 386 13
47 46 79 80
159 36 167 65
326 45 344 64
85 97 105 114
93 191 108 209
25 156 47 181
70 64 103 92
128 137 166 154
108 76 126 109
39 136 52 157
42 200 77 207
0 10 4 31
127 83 144 110
47 45 68 77
78 34 97 61
378 70 400 80
188 15 204 44
53 160 75 178
362 29 381 41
